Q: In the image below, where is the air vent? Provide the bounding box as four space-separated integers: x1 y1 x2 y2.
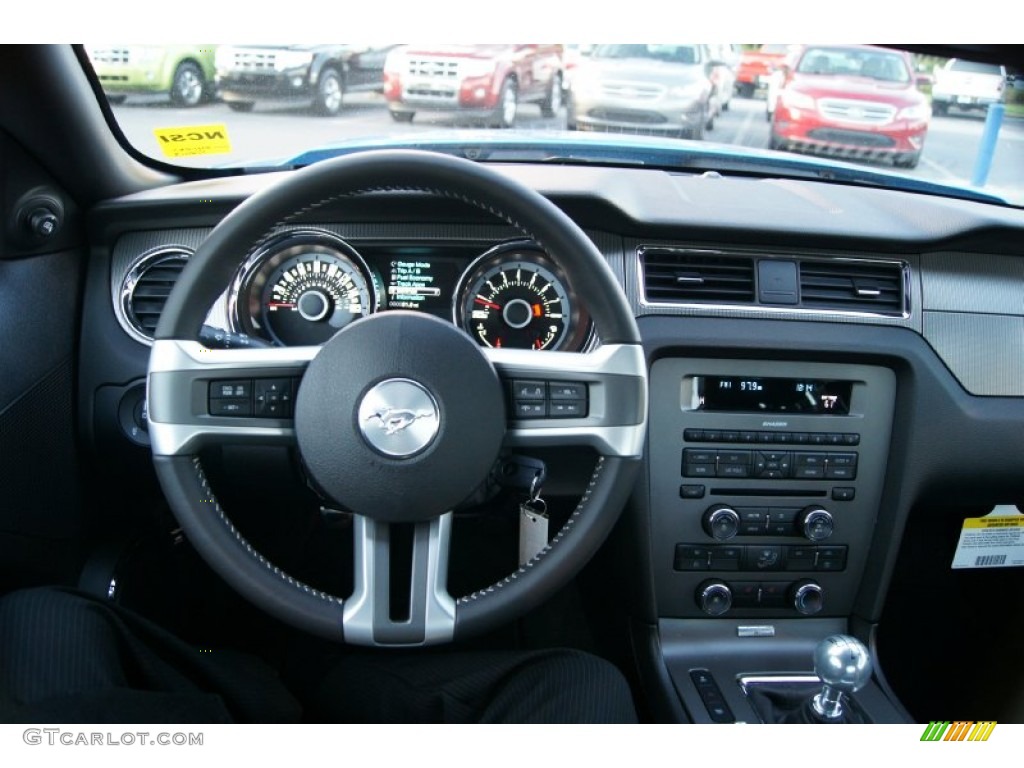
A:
799 260 905 315
641 249 755 305
119 248 190 343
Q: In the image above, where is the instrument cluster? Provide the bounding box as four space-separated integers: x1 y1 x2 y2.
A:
227 229 594 351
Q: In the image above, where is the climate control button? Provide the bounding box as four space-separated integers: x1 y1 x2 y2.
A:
697 580 733 616
798 506 835 542
703 504 741 540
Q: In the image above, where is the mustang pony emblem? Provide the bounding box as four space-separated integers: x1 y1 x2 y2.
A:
364 407 435 435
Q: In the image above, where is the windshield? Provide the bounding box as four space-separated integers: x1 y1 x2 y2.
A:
795 47 911 83
591 45 700 64
82 43 1023 207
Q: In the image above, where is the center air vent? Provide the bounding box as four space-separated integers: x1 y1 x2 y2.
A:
118 247 191 343
641 249 755 305
799 260 905 315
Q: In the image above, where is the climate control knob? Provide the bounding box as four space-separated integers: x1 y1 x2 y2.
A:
697 580 733 616
702 504 740 540
790 579 825 615
798 506 834 542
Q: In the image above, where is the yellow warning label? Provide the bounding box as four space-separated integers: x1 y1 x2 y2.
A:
962 517 1024 529
951 506 1024 569
153 124 231 158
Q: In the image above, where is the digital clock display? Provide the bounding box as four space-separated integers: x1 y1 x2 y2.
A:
694 376 853 415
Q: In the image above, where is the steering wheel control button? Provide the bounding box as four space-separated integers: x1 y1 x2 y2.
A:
514 401 547 418
295 311 505 523
255 378 293 418
358 379 440 458
549 400 585 417
509 379 588 420
512 380 546 400
549 382 586 400
208 379 253 417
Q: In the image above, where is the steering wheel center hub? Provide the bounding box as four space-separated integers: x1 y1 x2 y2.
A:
294 311 506 523
357 378 440 457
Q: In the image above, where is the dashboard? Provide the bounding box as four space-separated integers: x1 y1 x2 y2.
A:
80 163 1024 723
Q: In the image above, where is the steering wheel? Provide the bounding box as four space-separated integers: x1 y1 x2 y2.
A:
147 150 647 647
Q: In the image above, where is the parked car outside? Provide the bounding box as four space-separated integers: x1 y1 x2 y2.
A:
706 43 740 113
215 45 396 116
764 45 804 121
383 44 564 127
562 43 595 93
567 44 716 139
735 43 792 97
770 44 931 168
931 57 1007 116
85 45 216 107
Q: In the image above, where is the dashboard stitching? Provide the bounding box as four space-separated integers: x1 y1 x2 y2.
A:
189 456 342 605
457 456 606 604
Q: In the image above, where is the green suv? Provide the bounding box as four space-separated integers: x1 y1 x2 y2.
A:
85 45 216 107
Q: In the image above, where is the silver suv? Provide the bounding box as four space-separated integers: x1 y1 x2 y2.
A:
567 44 716 140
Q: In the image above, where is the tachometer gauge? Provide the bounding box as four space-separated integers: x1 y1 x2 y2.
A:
231 230 379 346
454 243 592 351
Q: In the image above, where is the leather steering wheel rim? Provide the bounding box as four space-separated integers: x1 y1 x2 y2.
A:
148 150 647 646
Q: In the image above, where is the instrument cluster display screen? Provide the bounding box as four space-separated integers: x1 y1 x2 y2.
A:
694 376 853 415
380 256 463 317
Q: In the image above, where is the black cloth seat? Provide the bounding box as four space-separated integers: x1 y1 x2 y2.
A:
0 587 637 724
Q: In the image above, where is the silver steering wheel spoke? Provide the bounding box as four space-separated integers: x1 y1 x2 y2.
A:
147 339 318 456
344 513 456 646
485 343 648 458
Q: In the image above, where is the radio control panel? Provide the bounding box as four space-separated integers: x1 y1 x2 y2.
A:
648 358 896 620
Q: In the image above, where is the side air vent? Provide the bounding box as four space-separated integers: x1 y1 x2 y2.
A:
641 249 755 305
118 247 191 343
799 260 905 315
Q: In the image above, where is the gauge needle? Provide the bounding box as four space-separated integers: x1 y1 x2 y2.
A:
267 301 296 308
475 297 500 310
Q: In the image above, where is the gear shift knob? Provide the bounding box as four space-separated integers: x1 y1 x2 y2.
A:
811 634 872 720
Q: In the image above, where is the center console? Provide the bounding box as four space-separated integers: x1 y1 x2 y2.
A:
647 357 903 723
650 358 895 620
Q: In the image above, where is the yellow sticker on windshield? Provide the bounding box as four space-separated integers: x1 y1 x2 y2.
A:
153 124 231 158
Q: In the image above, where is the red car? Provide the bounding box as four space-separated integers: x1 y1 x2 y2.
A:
383 44 563 128
769 45 931 169
735 44 792 97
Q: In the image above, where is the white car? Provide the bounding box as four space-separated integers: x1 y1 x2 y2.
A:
931 58 1007 116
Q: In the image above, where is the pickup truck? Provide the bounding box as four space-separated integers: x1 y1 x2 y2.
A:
931 58 1007 116
383 44 564 127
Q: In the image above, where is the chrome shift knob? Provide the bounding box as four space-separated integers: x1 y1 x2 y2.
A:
811 634 872 720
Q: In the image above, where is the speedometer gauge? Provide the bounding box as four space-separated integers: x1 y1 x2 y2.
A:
454 243 592 351
230 230 379 346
